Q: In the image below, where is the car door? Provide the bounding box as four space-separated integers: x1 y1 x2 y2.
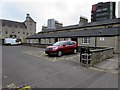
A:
64 41 71 53
69 41 75 52
70 41 76 48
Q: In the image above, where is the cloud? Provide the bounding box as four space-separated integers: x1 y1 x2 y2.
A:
1 2 25 21
1 0 119 33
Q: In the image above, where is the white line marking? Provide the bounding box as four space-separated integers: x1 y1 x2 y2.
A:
52 57 56 62
7 83 18 88
4 76 8 78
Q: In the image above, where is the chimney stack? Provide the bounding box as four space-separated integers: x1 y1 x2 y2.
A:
79 16 88 26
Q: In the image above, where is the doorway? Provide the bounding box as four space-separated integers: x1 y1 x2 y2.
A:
71 37 78 42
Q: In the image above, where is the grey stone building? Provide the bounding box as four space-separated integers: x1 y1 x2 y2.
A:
26 18 120 53
0 14 36 43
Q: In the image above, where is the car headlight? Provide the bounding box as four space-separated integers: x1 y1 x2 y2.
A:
52 47 58 50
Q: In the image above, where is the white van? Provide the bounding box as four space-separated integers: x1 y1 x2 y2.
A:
4 38 21 45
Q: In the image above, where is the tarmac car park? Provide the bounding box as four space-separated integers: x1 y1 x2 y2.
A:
2 45 118 88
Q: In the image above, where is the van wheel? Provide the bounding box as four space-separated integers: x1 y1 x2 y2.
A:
8 43 11 46
73 49 77 54
57 51 63 57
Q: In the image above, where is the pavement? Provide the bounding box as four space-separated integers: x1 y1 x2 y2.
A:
93 54 119 73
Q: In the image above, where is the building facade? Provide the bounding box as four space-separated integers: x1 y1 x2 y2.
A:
0 14 36 43
27 18 120 53
42 19 63 32
91 2 116 22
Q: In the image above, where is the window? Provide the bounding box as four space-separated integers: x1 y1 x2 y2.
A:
96 9 102 12
100 37 105 41
96 17 108 21
10 35 16 38
23 32 25 34
30 23 32 25
5 31 8 34
70 41 76 45
15 26 17 28
105 25 113 28
65 42 70 46
49 39 53 44
12 31 14 33
20 26 22 28
2 24 5 26
102 8 108 11
18 32 20 34
82 38 90 44
9 25 11 27
96 13 108 17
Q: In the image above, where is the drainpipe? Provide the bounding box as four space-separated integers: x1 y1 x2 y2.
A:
39 38 41 44
95 37 97 47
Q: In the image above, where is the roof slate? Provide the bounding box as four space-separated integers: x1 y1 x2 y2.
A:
40 18 120 33
27 27 120 39
1 19 27 28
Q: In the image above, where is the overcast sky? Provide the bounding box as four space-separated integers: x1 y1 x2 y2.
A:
0 0 119 33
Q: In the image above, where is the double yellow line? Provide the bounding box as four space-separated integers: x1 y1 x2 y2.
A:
17 85 32 90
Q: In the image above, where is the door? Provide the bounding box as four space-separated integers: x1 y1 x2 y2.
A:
64 41 72 53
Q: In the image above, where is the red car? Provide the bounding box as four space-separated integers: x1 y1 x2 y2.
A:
45 41 78 56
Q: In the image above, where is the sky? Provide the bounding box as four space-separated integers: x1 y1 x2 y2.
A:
0 0 120 33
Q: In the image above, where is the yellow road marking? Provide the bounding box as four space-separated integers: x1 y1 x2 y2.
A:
17 85 32 90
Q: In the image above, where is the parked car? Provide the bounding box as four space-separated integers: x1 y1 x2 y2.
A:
45 41 78 56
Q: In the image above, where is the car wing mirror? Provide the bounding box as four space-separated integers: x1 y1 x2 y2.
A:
63 44 66 47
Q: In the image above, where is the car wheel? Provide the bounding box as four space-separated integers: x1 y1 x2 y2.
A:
73 49 77 54
57 50 63 57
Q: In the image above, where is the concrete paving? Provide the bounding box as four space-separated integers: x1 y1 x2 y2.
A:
94 54 119 71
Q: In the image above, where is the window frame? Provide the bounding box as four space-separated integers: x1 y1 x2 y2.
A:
65 41 70 46
82 37 90 44
70 41 76 45
5 31 8 34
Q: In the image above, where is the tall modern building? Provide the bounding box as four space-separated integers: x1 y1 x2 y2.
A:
42 19 63 31
91 2 116 22
47 19 63 30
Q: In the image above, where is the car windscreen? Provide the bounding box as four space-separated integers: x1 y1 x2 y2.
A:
53 41 64 46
